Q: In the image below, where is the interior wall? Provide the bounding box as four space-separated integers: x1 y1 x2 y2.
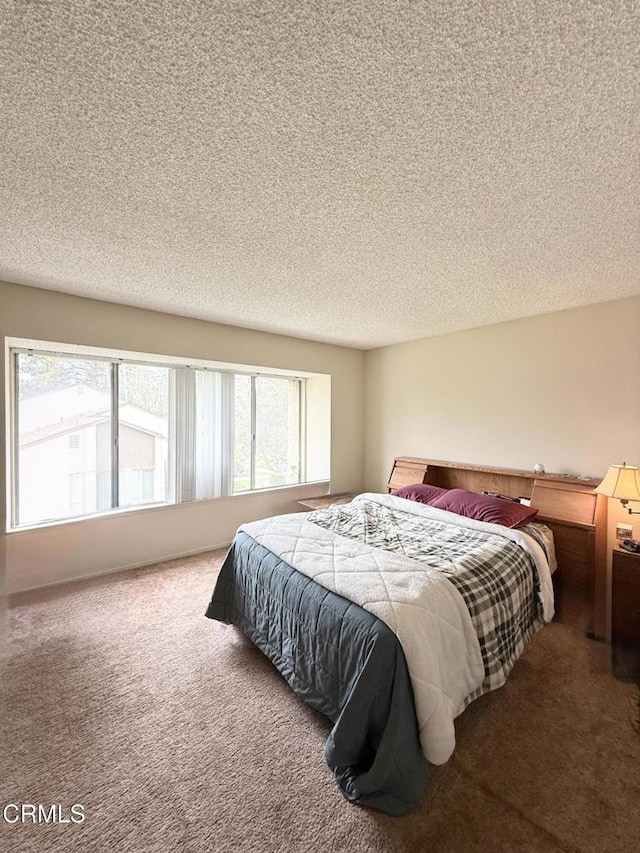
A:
0 282 365 593
364 295 640 629
364 295 640 495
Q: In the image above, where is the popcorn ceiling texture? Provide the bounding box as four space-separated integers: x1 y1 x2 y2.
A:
0 0 638 348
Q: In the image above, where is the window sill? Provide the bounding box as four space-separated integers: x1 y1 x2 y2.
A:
6 481 331 535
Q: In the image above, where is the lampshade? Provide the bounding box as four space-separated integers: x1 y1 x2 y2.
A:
594 463 640 501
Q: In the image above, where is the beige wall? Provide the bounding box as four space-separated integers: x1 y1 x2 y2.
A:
364 296 640 494
364 295 640 625
1 282 365 593
4 283 639 596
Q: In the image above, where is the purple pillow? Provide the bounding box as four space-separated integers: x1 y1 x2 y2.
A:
392 483 448 505
431 488 538 528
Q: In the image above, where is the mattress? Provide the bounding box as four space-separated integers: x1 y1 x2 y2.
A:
206 492 554 814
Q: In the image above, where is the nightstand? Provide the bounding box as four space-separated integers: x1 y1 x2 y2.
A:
611 547 640 681
297 493 355 511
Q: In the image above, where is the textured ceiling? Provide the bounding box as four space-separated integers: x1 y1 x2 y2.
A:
1 1 639 349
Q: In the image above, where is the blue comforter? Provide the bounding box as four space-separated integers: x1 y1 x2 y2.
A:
205 531 428 815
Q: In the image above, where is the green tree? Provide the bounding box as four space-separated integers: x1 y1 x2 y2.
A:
18 354 109 397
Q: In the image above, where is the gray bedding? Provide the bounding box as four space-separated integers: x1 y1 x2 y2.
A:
205 496 552 815
205 531 428 816
307 498 546 704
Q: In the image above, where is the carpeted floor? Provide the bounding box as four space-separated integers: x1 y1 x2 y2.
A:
1 550 639 853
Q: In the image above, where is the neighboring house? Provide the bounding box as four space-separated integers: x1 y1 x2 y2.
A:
18 385 168 525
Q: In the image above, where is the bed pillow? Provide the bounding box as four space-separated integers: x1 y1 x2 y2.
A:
430 488 538 528
391 483 448 505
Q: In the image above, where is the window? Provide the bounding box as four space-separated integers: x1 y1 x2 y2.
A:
233 376 301 492
118 363 169 507
15 353 112 526
9 343 324 528
233 375 252 493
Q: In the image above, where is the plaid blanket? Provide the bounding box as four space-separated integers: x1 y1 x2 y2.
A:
308 499 545 702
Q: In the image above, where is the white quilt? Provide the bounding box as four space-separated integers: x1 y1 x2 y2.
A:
239 492 553 765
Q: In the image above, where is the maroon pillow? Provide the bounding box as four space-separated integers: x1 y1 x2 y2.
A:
392 483 448 505
431 488 538 528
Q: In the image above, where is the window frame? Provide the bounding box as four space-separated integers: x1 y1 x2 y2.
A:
8 342 313 531
233 373 304 494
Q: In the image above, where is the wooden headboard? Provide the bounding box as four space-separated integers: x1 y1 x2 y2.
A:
387 457 607 639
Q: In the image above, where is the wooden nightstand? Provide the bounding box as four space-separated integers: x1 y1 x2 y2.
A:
611 547 640 681
297 493 355 511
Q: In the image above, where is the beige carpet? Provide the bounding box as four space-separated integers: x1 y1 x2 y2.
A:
1 550 639 853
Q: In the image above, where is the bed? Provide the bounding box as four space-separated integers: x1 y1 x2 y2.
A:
205 458 605 815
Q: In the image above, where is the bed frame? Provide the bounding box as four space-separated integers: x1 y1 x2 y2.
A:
387 457 607 640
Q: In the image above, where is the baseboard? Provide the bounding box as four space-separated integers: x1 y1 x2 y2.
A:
5 541 232 597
